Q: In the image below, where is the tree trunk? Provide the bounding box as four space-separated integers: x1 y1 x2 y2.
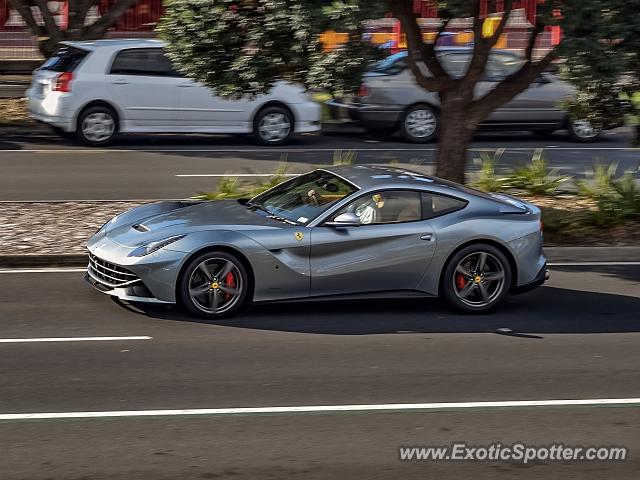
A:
434 96 479 183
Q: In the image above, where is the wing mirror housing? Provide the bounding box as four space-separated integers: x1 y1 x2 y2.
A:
325 212 361 227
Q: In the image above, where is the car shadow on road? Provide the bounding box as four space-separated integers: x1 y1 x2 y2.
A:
126 285 640 336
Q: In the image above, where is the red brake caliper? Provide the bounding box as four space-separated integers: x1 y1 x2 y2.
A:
456 273 467 290
224 271 236 301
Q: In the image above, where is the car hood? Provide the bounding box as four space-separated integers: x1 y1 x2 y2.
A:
104 200 284 247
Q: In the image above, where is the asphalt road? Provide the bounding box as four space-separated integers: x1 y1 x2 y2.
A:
1 263 639 479
0 129 637 200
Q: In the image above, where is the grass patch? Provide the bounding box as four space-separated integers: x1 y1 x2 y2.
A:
0 98 34 127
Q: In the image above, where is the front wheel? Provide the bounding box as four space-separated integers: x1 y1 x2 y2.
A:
254 106 293 145
179 251 250 319
441 244 512 313
401 105 438 143
567 118 601 143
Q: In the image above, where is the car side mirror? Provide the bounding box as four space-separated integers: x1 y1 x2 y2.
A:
325 212 361 227
535 74 551 85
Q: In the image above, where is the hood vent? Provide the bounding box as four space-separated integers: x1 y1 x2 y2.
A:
132 223 150 232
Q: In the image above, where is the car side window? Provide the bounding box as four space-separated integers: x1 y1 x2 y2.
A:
110 48 180 77
334 190 422 225
421 193 466 219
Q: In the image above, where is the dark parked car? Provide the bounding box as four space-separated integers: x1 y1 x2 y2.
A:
327 48 600 143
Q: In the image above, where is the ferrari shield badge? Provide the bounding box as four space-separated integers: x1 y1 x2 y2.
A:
294 232 304 241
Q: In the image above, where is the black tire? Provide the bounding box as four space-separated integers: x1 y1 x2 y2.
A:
400 104 438 143
178 250 250 319
567 118 601 143
76 105 118 147
440 243 512 313
253 105 293 145
50 125 75 139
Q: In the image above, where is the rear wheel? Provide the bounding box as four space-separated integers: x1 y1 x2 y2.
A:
76 106 117 146
401 104 438 143
441 244 512 313
179 251 249 319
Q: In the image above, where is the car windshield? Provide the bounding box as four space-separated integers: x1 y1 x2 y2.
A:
249 171 358 224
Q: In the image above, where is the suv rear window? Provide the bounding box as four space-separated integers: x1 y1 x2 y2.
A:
40 47 89 72
110 48 179 76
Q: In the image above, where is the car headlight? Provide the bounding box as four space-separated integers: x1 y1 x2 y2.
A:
128 235 185 257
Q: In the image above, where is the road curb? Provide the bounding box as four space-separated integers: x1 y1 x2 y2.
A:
544 246 640 263
2 247 640 269
0 254 88 268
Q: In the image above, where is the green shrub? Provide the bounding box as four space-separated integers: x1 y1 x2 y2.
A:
504 150 572 195
469 149 509 192
576 162 618 200
332 149 357 166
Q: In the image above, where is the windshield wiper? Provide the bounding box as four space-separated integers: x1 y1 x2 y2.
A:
246 202 298 225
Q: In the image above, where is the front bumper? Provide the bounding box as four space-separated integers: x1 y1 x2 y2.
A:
85 270 173 304
85 234 186 303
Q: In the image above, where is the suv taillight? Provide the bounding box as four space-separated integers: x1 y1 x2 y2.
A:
357 83 369 98
53 71 73 92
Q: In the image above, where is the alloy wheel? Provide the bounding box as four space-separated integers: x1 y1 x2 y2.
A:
571 119 599 139
452 252 506 308
405 109 437 139
188 258 244 314
258 113 291 142
81 112 115 143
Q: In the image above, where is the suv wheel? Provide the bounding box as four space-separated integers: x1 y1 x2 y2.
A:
179 251 250 319
568 118 601 142
401 105 438 143
76 106 117 146
441 244 512 313
254 106 293 145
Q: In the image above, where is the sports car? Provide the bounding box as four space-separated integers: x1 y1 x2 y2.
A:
85 165 548 317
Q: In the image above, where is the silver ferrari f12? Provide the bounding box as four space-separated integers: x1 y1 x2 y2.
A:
86 165 547 317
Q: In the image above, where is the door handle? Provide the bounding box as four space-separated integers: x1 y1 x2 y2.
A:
420 234 433 241
112 80 129 85
178 83 195 88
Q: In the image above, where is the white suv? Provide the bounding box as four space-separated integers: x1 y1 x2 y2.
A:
26 39 321 146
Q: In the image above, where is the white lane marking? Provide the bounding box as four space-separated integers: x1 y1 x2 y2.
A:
548 262 640 266
0 268 86 274
0 147 638 154
2 398 640 421
0 336 151 343
176 173 299 178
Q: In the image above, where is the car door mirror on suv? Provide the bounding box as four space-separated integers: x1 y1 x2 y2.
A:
325 212 361 227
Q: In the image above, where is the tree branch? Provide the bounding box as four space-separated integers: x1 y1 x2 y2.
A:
33 0 63 42
463 0 513 88
470 48 558 120
82 0 138 39
387 0 450 91
8 0 44 37
524 19 544 61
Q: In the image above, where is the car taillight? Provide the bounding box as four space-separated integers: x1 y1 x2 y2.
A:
358 84 369 98
540 220 544 232
53 71 73 92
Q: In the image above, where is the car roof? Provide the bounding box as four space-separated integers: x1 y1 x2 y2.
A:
382 48 521 61
324 165 473 195
60 39 165 51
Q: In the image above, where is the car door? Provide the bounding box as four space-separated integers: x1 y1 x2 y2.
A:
309 190 437 297
176 79 249 130
496 72 571 124
108 48 182 128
